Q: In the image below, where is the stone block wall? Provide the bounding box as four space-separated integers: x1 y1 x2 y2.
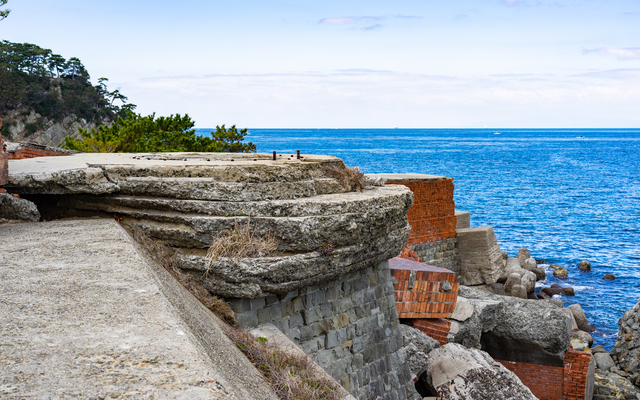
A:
226 260 419 400
407 238 460 273
389 257 458 319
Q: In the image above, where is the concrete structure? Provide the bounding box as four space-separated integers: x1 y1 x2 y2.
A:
455 226 504 286
455 210 470 229
0 219 278 400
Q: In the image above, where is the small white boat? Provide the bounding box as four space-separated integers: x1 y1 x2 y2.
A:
493 132 501 135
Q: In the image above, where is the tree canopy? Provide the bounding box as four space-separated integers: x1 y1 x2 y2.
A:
0 0 9 21
62 110 256 153
0 40 135 124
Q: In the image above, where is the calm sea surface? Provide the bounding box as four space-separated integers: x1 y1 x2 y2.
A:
198 128 640 350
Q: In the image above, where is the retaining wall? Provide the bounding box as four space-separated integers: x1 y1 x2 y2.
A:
226 260 419 400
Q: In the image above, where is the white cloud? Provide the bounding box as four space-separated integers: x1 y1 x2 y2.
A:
582 47 640 60
319 17 355 25
122 69 640 128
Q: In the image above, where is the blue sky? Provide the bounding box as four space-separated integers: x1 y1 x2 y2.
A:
2 0 640 128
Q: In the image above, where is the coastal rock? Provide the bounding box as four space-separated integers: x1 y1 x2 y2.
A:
549 298 564 308
553 267 568 278
571 330 594 347
453 286 570 361
503 273 521 296
594 353 616 372
611 297 640 376
603 274 616 280
455 226 504 286
423 343 537 400
568 304 590 328
579 323 596 333
515 247 531 265
450 297 474 322
594 371 640 399
562 308 579 332
510 284 527 299
399 324 440 378
578 260 591 272
490 283 505 295
0 193 40 222
522 257 537 271
563 287 575 296
520 271 536 293
533 267 546 281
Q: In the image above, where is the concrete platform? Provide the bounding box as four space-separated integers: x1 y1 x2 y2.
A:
0 218 277 399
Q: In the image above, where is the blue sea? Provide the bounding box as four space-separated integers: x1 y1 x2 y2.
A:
199 128 640 350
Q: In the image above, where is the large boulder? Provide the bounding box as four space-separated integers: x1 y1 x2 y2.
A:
568 304 589 328
450 286 570 363
399 324 440 379
522 257 537 271
0 193 40 222
456 226 504 286
423 343 537 400
578 260 591 272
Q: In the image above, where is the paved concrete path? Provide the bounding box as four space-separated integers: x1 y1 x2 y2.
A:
0 218 276 400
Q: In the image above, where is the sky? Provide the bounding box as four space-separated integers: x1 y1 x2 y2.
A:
1 0 640 128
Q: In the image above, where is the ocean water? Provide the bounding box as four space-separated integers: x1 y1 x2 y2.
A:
198 128 640 350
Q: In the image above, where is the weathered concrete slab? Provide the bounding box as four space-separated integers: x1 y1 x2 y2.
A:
0 219 278 400
366 173 452 182
456 226 504 286
6 152 346 200
455 210 470 230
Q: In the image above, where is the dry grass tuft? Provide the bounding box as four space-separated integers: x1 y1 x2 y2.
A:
127 226 238 327
322 163 374 192
223 326 343 400
205 220 278 271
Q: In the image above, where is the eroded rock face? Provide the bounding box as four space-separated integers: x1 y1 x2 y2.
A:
423 343 537 400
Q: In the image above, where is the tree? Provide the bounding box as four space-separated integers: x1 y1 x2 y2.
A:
62 110 256 153
0 0 9 21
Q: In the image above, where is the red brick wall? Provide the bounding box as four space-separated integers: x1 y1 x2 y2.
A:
8 147 70 159
386 179 456 246
405 318 451 346
495 350 593 400
498 360 564 400
389 257 459 319
563 349 592 400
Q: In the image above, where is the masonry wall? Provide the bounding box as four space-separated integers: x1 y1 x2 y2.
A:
386 179 459 272
494 350 594 400
498 360 564 400
226 261 419 400
7 143 72 159
386 179 456 246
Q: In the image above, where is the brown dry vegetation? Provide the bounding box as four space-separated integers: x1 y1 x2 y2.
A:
126 223 344 400
224 327 343 400
205 220 278 273
322 163 374 192
127 225 238 327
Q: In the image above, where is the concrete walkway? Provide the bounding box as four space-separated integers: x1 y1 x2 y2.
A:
0 218 277 399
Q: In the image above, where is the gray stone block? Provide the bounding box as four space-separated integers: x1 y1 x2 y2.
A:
456 226 504 285
251 296 266 310
236 310 259 328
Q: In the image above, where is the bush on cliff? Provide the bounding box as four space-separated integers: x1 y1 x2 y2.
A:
62 110 256 153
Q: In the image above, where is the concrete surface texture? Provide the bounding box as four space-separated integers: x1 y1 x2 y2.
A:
0 218 278 400
6 153 413 299
454 210 470 230
455 226 504 286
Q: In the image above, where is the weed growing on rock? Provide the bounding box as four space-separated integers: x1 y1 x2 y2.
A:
316 242 335 255
223 327 343 400
322 163 376 192
127 225 238 327
205 221 278 271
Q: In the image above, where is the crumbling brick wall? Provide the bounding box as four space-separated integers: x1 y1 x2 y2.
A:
7 143 72 159
386 178 456 246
